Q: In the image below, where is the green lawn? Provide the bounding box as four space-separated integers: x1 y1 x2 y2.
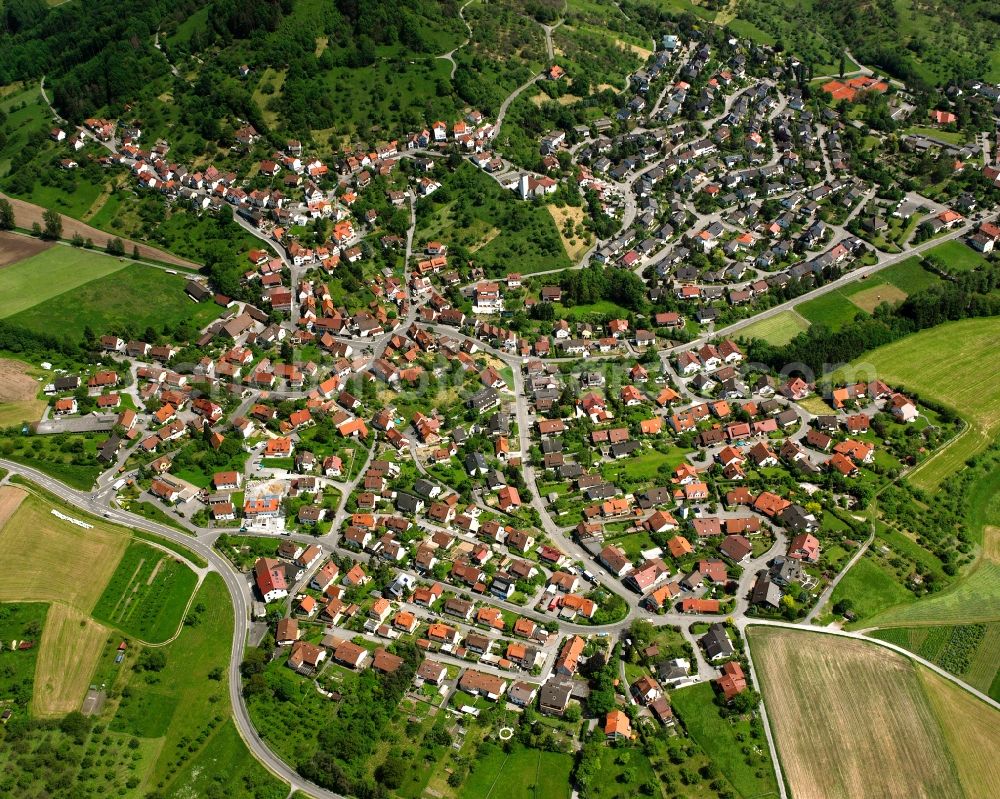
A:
727 17 778 46
600 446 690 484
552 299 632 321
91 542 199 643
830 554 914 623
609 530 658 562
7 263 223 340
795 259 941 331
903 126 968 146
738 310 810 345
458 742 573 799
215 534 282 571
0 246 128 318
23 179 105 221
796 291 862 330
878 258 941 293
671 681 780 799
924 240 988 273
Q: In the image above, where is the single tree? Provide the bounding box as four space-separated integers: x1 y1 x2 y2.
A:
0 197 14 230
42 208 62 240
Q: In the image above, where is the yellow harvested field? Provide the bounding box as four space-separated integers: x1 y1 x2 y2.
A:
849 284 908 313
531 92 581 106
0 493 127 612
984 525 1000 561
0 357 46 428
32 603 108 717
0 485 26 529
617 39 652 59
751 627 968 799
920 668 1000 796
548 204 589 261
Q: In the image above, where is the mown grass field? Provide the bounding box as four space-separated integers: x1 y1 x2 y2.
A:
871 623 1000 700
0 246 128 318
795 259 940 329
32 603 108 717
845 318 1000 489
796 290 865 329
738 309 810 345
925 239 988 273
749 627 998 799
457 742 573 799
878 257 942 293
671 680 779 798
0 487 127 612
849 283 907 313
92 542 198 644
919 667 1000 797
0 486 126 716
7 263 222 339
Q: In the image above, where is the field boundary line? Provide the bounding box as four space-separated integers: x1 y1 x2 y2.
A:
483 751 511 799
742 627 789 799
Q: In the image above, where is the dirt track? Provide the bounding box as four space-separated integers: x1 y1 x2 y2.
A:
0 192 199 269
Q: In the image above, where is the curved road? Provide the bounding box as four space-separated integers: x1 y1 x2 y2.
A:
4 429 999 799
0 459 336 799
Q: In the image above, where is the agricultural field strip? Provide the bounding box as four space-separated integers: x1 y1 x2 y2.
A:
746 620 1000 710
32 603 108 717
748 625 1000 799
